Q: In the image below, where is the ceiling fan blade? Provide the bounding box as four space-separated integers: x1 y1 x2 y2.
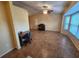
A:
48 10 53 14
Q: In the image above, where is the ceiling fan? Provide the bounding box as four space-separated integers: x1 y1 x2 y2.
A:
42 5 53 14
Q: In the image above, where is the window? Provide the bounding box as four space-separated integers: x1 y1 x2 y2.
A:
64 12 79 39
64 16 70 30
70 13 79 35
70 12 79 39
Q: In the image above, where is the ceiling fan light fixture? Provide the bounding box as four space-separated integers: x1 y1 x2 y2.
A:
43 9 48 14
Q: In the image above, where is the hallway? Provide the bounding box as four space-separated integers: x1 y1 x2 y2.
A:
2 30 79 58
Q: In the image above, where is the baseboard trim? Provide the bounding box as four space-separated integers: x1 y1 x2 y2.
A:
70 38 79 51
0 48 14 57
61 31 79 51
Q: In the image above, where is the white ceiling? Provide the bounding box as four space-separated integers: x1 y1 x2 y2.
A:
13 1 70 15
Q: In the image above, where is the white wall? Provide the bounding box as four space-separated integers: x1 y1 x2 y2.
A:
0 2 13 57
11 5 30 49
29 13 61 32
